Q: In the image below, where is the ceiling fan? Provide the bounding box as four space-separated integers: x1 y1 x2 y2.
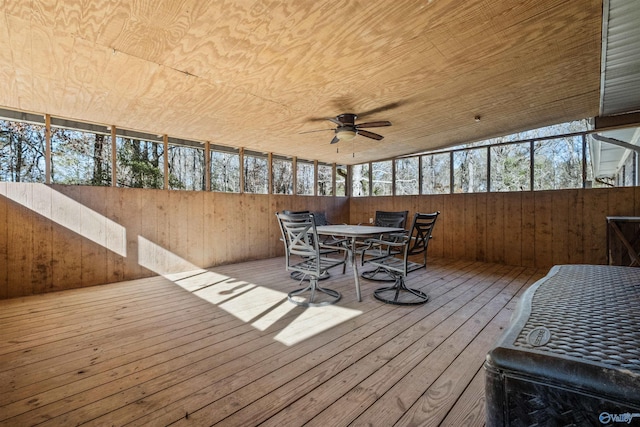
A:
301 113 392 144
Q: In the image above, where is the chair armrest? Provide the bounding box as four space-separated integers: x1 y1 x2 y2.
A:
362 236 408 248
319 237 349 251
388 230 409 239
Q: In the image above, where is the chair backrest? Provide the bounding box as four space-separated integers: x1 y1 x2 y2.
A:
276 211 321 272
375 210 409 229
282 210 310 215
281 210 328 226
311 211 330 226
362 211 440 279
405 211 440 261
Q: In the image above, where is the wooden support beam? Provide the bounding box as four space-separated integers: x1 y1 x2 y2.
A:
204 141 210 191
45 114 51 184
594 112 640 131
163 135 169 190
111 125 117 187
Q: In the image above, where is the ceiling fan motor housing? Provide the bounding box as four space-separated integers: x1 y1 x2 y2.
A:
337 113 357 125
308 111 391 144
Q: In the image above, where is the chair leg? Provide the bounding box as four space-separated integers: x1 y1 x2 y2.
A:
288 277 341 307
361 266 396 282
342 249 347 274
290 270 330 281
373 275 429 305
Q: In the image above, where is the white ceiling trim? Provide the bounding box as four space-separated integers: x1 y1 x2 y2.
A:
593 0 640 178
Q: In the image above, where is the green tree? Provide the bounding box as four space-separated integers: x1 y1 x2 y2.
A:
0 120 46 183
117 138 164 188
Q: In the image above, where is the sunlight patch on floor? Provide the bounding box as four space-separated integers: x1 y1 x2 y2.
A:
218 286 295 329
274 304 362 345
138 236 363 344
251 299 297 331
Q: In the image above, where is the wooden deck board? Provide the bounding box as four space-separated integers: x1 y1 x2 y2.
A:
0 257 546 427
247 263 512 427
300 265 529 427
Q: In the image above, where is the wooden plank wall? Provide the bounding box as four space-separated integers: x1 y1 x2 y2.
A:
0 183 349 299
1 183 638 299
350 187 640 270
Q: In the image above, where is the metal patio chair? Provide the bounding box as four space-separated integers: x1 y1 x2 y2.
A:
360 210 409 280
281 210 347 279
276 211 347 307
362 211 439 305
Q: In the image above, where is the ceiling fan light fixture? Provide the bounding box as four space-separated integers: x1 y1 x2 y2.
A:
336 129 357 141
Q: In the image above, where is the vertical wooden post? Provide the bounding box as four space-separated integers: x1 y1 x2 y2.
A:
486 146 491 192
449 152 454 193
111 125 117 187
163 134 169 190
392 159 396 196
530 140 535 191
581 134 587 188
292 157 297 195
332 163 337 197
239 147 244 193
368 161 373 196
204 141 210 191
268 152 273 194
632 152 638 187
418 155 423 195
314 160 318 196
45 114 51 184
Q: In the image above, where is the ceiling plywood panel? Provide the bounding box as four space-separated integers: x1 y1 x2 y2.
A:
106 0 203 64
0 0 610 164
0 13 19 109
24 0 112 43
4 14 36 112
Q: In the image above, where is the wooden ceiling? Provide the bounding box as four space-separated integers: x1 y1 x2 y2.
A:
0 1 603 165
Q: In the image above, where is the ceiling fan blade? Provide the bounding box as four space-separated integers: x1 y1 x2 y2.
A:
358 102 404 118
299 128 334 134
330 136 340 144
305 116 339 123
356 121 392 128
327 117 342 126
358 130 384 140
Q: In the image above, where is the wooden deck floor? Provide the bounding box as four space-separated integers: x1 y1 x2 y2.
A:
0 257 546 426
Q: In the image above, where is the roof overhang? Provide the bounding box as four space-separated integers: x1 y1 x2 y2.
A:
592 0 640 178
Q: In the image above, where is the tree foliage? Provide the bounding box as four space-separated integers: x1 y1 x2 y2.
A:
296 161 314 195
422 153 450 194
51 128 111 186
490 143 530 191
116 138 165 189
243 154 268 194
167 145 205 191
211 150 240 192
0 120 46 183
395 158 419 195
372 160 392 196
352 164 369 196
317 164 333 196
272 158 293 194
0 117 617 196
